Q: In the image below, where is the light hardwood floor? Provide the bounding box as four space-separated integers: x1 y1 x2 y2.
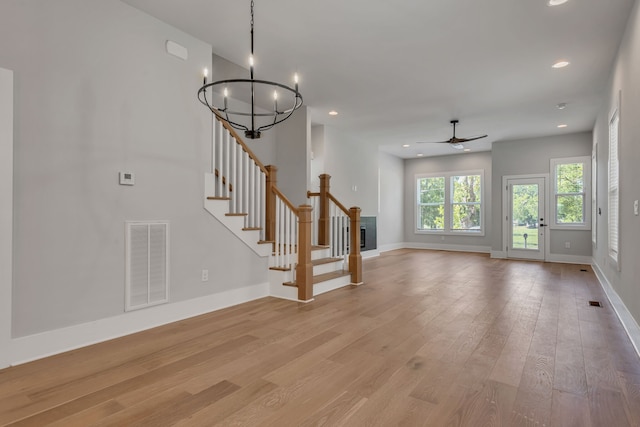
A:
2 249 640 426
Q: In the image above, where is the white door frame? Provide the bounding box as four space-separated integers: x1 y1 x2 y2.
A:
502 174 550 261
0 67 13 368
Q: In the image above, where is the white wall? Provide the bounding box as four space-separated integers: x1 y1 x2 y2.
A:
491 132 593 258
0 0 269 361
592 0 640 328
378 152 404 251
404 151 493 251
0 68 13 368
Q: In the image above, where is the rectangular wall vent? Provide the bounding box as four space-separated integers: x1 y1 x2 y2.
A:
125 221 170 311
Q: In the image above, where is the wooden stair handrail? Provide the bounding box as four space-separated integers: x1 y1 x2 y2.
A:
327 193 350 217
272 186 299 215
216 116 269 176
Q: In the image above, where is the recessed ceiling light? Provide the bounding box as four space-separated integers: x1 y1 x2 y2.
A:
552 60 570 69
557 102 567 109
402 144 410 148
548 0 569 6
463 148 471 152
557 124 568 128
328 110 338 116
416 153 424 157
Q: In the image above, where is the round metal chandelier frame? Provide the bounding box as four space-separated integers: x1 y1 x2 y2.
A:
197 0 303 139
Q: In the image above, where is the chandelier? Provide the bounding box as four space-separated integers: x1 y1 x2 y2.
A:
197 0 303 139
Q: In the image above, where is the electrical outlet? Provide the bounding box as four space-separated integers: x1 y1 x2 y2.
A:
201 269 209 282
635 200 639 216
565 241 571 249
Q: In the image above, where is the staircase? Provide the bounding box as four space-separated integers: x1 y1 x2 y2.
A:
203 118 362 302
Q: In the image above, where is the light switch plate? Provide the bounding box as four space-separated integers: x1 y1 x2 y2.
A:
634 200 639 216
119 172 135 186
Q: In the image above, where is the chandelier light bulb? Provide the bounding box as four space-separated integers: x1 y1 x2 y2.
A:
223 87 228 98
203 68 208 85
249 55 254 67
273 91 278 100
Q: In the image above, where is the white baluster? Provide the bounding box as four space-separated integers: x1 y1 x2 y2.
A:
283 202 288 269
276 198 281 267
217 125 223 197
250 161 256 228
225 131 231 199
260 170 266 241
211 119 216 176
243 151 249 225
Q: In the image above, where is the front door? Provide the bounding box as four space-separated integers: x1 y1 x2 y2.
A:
507 177 546 260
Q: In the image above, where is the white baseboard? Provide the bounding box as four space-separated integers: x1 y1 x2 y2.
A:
361 249 380 259
404 242 491 254
378 243 406 253
592 261 640 359
490 250 506 259
4 282 269 368
546 254 592 264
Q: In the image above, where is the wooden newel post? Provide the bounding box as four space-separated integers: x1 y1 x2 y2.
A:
296 205 314 301
265 165 277 243
349 207 363 285
318 174 331 246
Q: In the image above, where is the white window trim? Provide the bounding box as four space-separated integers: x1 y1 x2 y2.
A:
415 170 485 236
549 156 591 231
608 101 621 271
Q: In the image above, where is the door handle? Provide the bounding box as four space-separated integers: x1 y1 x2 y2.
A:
540 224 547 227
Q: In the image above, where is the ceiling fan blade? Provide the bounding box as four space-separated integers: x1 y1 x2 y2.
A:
416 139 451 144
458 134 488 143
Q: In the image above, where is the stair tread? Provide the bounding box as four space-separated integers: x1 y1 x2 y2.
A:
312 245 330 251
242 227 262 231
226 213 248 217
283 270 350 287
207 196 231 200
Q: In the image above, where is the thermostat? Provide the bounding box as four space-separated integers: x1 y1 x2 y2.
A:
119 172 135 186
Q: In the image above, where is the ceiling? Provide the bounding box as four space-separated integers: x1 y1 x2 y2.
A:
122 0 635 158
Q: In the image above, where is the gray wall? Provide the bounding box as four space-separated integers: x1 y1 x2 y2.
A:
322 126 378 216
491 132 593 256
592 0 640 325
404 151 493 250
0 67 13 366
378 152 404 249
0 0 268 337
274 106 311 206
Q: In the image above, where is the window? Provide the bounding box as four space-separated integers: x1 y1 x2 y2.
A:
451 175 481 230
550 156 591 230
416 171 483 234
609 109 620 264
417 176 444 230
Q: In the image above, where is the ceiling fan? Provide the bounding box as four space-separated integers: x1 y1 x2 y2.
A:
417 119 488 150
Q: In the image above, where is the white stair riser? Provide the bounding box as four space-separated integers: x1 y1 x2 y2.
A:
311 248 332 261
313 275 352 296
314 260 346 275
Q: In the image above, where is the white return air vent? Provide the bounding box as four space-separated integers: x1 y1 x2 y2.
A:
125 221 170 311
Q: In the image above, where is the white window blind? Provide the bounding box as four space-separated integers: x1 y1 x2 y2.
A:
608 111 619 263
